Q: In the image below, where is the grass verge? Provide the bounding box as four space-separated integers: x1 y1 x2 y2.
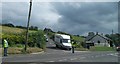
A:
0 44 2 48
89 46 116 51
1 47 43 55
75 47 88 51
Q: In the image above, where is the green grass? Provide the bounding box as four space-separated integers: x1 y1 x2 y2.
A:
0 26 38 39
1 47 43 54
71 35 85 42
75 48 88 51
1 26 25 34
1 26 38 34
89 46 116 51
0 44 2 48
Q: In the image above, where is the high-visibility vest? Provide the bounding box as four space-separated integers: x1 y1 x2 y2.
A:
71 42 75 47
4 39 8 48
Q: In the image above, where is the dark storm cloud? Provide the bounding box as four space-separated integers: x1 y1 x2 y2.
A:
2 2 118 35
51 2 118 35
2 2 29 26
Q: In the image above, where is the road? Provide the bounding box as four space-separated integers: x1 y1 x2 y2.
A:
1 36 120 64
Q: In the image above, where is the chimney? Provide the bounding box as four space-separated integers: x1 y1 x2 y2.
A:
96 32 98 35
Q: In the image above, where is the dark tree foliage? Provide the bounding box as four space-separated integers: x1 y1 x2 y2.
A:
105 33 120 46
29 26 38 31
2 23 38 31
16 26 27 29
2 23 14 27
57 31 70 35
28 30 46 48
44 28 53 32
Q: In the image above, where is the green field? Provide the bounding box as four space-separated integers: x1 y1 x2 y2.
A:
0 44 2 48
1 26 37 34
1 26 25 34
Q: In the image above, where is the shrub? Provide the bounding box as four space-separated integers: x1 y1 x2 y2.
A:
2 28 46 50
28 30 46 49
2 34 25 46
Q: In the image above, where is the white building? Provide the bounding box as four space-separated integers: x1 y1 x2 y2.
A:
85 32 111 47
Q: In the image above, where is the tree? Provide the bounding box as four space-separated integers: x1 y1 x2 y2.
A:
2 23 14 27
88 32 95 36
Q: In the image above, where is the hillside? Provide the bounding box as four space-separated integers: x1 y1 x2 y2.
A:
1 26 37 34
1 26 25 34
71 35 85 42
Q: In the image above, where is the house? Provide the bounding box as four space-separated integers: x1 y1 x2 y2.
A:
44 28 53 32
85 32 111 47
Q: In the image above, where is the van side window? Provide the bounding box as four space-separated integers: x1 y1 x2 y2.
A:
60 39 62 43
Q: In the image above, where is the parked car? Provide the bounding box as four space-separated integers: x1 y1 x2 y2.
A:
116 45 120 51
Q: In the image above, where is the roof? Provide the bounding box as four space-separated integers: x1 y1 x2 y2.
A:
85 34 111 41
55 34 70 39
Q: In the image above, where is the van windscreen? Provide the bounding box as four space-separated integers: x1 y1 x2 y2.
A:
62 39 69 43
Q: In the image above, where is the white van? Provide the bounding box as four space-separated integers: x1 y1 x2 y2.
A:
54 34 72 50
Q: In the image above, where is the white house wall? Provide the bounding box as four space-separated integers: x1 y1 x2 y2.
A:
90 35 110 47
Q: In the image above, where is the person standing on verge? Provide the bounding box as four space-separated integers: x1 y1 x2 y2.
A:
3 38 8 56
71 40 75 53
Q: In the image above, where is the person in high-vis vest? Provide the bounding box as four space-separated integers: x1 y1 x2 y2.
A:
3 38 8 56
71 40 75 53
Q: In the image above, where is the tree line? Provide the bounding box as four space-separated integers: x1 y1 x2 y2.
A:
1 23 38 31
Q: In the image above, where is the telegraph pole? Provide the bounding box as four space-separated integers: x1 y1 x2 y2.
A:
25 0 32 51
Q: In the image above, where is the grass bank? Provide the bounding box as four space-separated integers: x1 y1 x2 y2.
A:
1 47 43 55
75 46 116 51
75 47 88 51
0 44 2 48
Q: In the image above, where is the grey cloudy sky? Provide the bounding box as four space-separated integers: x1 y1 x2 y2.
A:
2 2 118 36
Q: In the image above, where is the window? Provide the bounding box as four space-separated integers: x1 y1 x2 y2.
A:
62 39 69 43
98 40 100 44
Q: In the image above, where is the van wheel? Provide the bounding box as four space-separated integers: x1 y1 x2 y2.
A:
68 48 71 51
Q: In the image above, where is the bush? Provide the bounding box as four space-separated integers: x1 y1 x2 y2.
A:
28 30 46 49
16 44 24 48
2 28 46 50
2 34 25 46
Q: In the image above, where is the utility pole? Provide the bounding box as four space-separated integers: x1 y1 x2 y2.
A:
112 29 113 35
25 0 32 51
111 29 114 47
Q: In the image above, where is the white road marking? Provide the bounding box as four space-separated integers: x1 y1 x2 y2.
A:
63 51 90 53
107 54 111 55
95 55 99 57
29 63 37 64
31 51 44 54
109 53 118 57
80 57 86 59
63 59 67 61
106 53 118 57
91 56 94 58
48 61 55 62
101 54 105 56
58 60 63 61
70 58 77 60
